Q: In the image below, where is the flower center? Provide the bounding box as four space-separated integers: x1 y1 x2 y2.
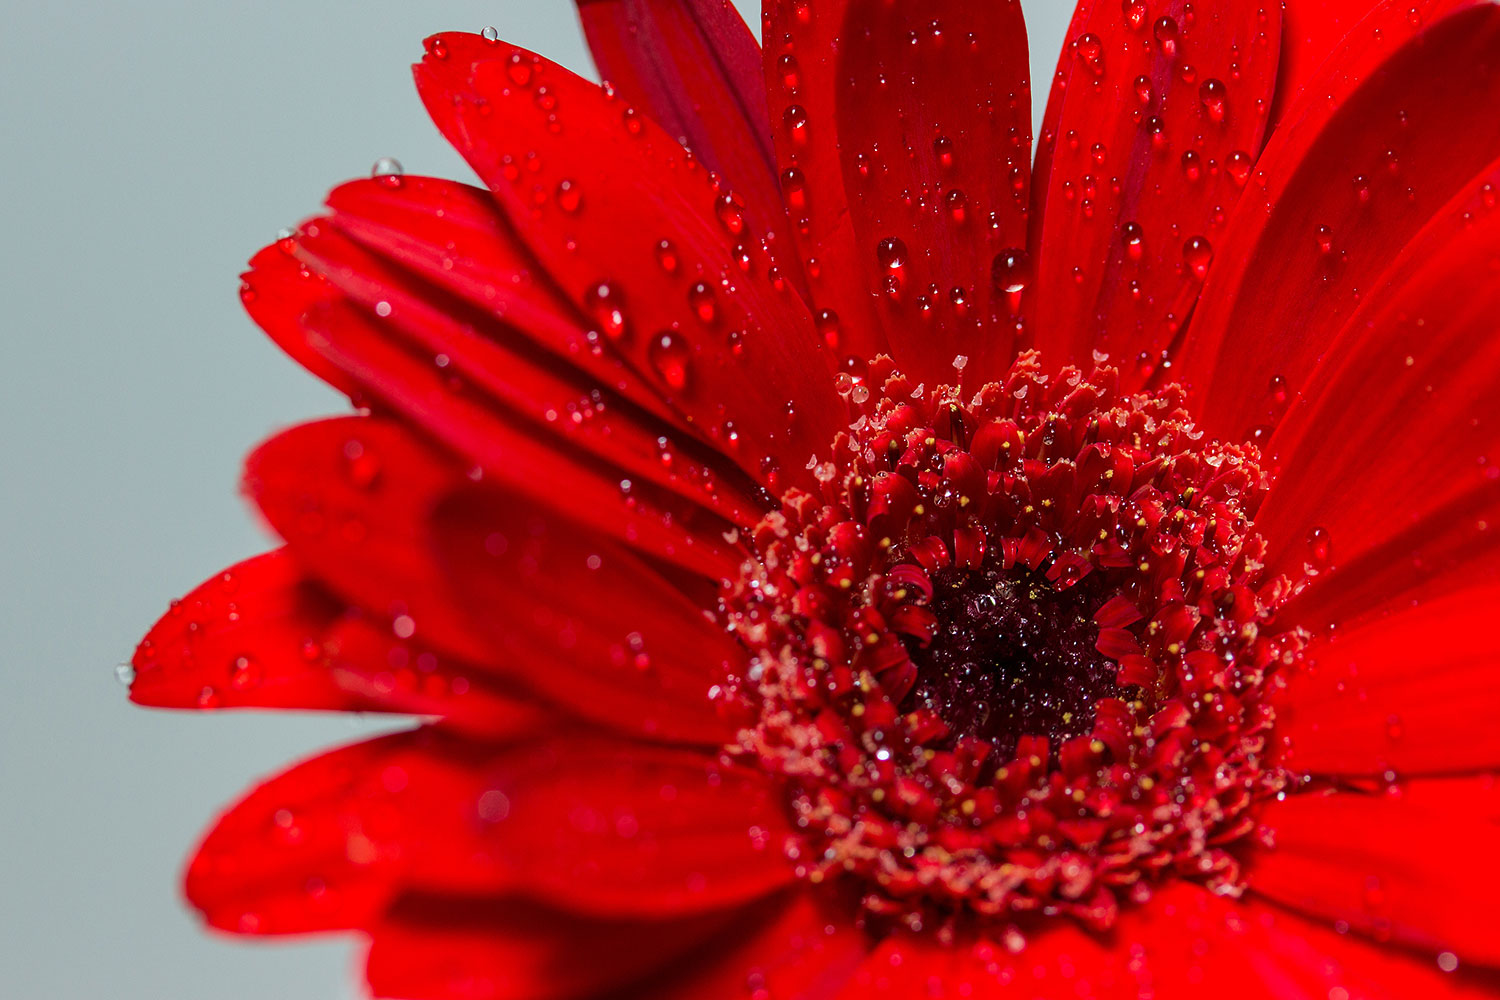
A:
904 564 1118 756
721 353 1306 935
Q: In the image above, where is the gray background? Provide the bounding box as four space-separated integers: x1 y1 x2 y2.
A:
0 2 1069 997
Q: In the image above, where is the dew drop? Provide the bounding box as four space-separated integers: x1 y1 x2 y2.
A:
1181 150 1203 183
1225 150 1253 185
649 331 691 391
944 188 967 223
1182 236 1213 280
341 439 382 490
992 247 1032 295
1121 221 1145 260
370 157 404 188
424 36 448 60
1122 0 1149 30
688 282 718 325
584 280 628 341
654 239 679 274
114 663 136 686
781 167 809 213
555 178 582 213
1133 74 1153 106
815 309 841 350
229 654 263 692
1307 526 1332 570
715 193 746 235
1199 79 1228 123
480 25 500 43
507 53 536 89
782 105 810 145
1074 33 1105 76
934 136 955 169
876 237 909 272
777 53 800 90
1153 16 1180 55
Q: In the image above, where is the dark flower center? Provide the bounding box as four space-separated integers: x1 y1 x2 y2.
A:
721 353 1305 934
904 565 1118 756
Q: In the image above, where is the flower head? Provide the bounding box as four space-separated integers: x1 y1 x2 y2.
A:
134 0 1500 997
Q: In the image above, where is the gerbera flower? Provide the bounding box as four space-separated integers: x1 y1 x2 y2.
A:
132 0 1500 995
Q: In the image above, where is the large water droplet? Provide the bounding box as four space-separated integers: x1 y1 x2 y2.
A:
370 157 404 188
584 280 628 341
1199 79 1228 123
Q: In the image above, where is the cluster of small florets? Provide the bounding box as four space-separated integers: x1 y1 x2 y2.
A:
721 353 1305 934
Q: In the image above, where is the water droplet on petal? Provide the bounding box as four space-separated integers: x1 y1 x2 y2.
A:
1199 79 1228 123
649 331 691 391
1182 236 1213 280
876 237 908 273
1225 150 1253 185
114 663 136 686
370 157 404 188
584 280 628 341
556 178 582 213
1121 222 1145 260
655 239 679 274
1154 17 1179 56
481 25 500 43
992 247 1032 295
1307 527 1332 570
688 282 718 325
1075 33 1105 76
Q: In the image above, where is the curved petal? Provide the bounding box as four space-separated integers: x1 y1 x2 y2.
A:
1026 0 1280 384
414 32 845 492
319 175 686 430
1252 167 1500 622
761 0 889 366
185 730 795 935
428 482 746 745
131 550 360 713
283 222 768 528
1277 585 1500 778
1175 2 1500 442
246 417 494 663
364 892 758 1000
834 0 1033 383
1251 778 1500 966
241 244 743 580
574 0 789 261
1272 0 1473 132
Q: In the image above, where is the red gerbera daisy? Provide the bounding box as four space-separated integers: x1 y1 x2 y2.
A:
132 0 1500 996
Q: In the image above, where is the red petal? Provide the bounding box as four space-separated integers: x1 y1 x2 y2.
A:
319 615 558 739
246 417 494 663
842 881 1500 997
414 32 844 492
242 245 743 579
645 889 870 999
131 550 359 713
761 0 890 366
320 175 687 430
187 730 793 934
1027 0 1280 384
288 217 767 528
1253 169 1500 624
1175 3 1500 441
428 483 745 745
1251 778 1500 965
834 0 1032 384
1277 586 1500 777
1272 0 1472 132
574 0 789 257
364 892 759 1000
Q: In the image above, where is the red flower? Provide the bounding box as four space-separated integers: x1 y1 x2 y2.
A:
132 0 1500 996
